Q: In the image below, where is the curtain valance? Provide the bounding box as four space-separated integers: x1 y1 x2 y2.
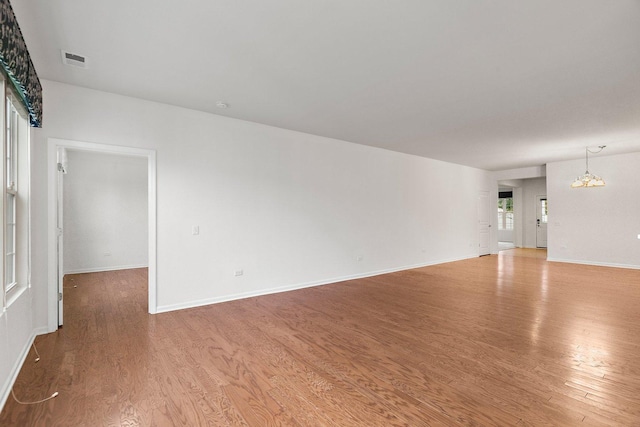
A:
0 0 42 127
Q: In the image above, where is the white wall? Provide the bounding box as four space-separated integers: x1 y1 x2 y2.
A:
0 289 35 410
512 187 523 247
29 80 491 327
494 165 546 181
0 102 37 410
497 229 513 242
547 151 640 268
0 132 33 410
521 177 547 248
63 151 148 274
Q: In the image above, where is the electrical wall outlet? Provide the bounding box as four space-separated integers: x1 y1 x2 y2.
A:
234 269 243 277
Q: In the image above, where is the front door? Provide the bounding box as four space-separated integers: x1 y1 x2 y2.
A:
536 196 548 248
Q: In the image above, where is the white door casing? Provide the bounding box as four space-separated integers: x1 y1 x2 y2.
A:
536 195 548 248
478 191 491 256
56 148 66 325
47 138 157 332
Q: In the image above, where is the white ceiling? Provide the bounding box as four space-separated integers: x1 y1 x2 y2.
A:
12 0 640 170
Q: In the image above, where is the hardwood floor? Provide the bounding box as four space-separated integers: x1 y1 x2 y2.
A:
2 251 640 426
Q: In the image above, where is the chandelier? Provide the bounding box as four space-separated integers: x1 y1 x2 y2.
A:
570 146 606 188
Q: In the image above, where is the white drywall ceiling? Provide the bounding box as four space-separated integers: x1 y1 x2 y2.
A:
12 0 640 170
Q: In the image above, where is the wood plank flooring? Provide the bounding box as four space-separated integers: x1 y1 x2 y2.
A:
2 250 640 426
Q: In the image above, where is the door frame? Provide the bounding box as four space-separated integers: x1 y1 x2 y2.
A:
535 194 548 248
47 138 157 332
55 147 65 325
478 191 491 256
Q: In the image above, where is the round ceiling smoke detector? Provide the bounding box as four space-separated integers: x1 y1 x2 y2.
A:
216 102 229 109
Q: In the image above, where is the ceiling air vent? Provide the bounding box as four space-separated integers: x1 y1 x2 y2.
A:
61 50 88 69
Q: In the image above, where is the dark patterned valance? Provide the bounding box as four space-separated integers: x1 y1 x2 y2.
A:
0 0 42 127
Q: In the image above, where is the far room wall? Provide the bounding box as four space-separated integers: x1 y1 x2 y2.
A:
63 150 148 274
547 151 640 268
29 80 493 331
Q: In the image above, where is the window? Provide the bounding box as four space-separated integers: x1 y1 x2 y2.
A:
5 98 18 292
540 198 548 224
498 197 514 230
2 76 29 303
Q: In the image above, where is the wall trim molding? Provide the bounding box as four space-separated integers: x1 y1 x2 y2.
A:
0 331 36 412
547 257 640 270
64 264 149 275
156 254 478 314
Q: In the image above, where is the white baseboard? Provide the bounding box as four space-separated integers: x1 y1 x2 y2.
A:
156 254 477 314
33 326 51 336
64 264 148 275
0 331 36 412
547 257 640 270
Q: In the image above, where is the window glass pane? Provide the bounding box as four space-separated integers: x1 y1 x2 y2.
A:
5 253 14 288
6 195 15 279
6 192 14 223
4 89 29 297
6 102 17 190
506 213 514 230
6 99 10 187
498 197 514 230
5 93 25 295
5 225 13 253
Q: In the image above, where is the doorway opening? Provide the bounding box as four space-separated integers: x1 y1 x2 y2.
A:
536 195 548 248
496 177 547 254
47 139 157 331
497 189 515 251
